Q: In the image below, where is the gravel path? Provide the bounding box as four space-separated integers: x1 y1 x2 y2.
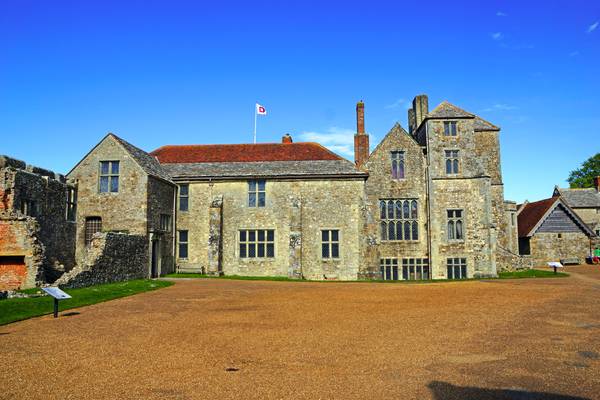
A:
1 268 599 399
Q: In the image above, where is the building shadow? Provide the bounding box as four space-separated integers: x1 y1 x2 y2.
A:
427 381 590 400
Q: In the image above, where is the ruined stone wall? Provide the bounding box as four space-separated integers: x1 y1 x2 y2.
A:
0 155 76 288
361 124 429 279
68 136 149 263
529 232 591 266
55 232 148 288
0 218 43 290
147 176 176 275
176 178 364 280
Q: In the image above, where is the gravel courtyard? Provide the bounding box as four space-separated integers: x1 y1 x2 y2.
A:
1 267 599 400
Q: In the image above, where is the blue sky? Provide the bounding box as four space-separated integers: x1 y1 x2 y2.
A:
1 0 598 202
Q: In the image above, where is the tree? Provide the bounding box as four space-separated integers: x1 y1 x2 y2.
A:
567 153 600 188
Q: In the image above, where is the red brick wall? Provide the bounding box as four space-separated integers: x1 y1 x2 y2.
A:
0 262 27 290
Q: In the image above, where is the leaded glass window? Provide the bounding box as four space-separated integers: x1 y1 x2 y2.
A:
380 199 419 241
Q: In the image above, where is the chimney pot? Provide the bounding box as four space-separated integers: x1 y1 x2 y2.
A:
282 133 293 144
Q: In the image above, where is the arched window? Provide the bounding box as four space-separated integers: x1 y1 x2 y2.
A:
411 200 418 219
380 221 387 241
412 221 418 240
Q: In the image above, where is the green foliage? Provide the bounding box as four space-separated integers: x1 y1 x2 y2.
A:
567 153 600 188
498 269 568 279
0 279 173 326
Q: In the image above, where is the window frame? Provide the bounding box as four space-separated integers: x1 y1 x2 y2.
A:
443 121 458 137
321 229 340 260
401 258 430 280
248 180 266 207
447 209 465 242
379 199 419 242
178 230 189 259
178 184 189 212
159 214 172 232
390 150 405 180
239 229 275 259
99 160 120 193
380 258 399 280
66 187 77 222
444 149 460 175
447 257 468 279
84 216 102 246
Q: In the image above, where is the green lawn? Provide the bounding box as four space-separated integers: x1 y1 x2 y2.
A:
0 279 173 326
498 269 569 279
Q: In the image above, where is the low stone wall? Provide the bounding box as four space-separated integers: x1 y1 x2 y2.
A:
55 232 148 289
496 245 532 272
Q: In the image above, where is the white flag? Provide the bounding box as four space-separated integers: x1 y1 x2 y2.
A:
256 103 267 115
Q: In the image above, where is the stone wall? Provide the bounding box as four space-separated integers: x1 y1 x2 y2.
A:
147 176 176 275
55 232 148 288
0 155 76 289
529 232 591 266
175 178 364 280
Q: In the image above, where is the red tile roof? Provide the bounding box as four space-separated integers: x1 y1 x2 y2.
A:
517 197 559 237
150 142 344 164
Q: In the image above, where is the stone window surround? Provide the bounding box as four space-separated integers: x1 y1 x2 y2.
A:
443 121 458 137
446 208 465 242
159 214 172 232
401 258 430 280
177 230 188 259
98 160 120 194
238 229 275 259
379 199 419 242
248 179 266 208
444 149 460 175
380 257 399 280
66 186 77 222
321 228 341 260
84 216 102 246
178 184 189 212
390 150 405 180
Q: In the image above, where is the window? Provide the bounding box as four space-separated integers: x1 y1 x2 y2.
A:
66 187 77 222
391 151 405 179
179 184 189 212
511 213 515 227
447 258 467 279
159 214 171 232
380 199 419 241
239 229 274 258
402 258 430 280
321 230 340 259
99 161 119 193
248 180 266 207
444 121 457 136
447 209 464 241
85 217 102 246
178 230 188 259
380 258 399 280
445 150 459 174
19 199 37 217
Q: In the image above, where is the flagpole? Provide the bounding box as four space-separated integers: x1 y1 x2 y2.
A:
253 104 257 144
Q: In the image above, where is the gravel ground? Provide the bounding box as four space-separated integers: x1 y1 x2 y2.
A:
1 267 599 400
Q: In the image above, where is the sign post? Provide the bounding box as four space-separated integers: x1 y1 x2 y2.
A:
547 261 563 275
41 287 72 318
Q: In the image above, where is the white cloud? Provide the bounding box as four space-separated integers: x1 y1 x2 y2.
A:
588 21 599 33
385 98 410 109
496 11 508 17
491 32 503 40
298 127 356 158
569 51 580 57
481 104 517 112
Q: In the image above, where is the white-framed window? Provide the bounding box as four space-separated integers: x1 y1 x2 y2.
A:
445 150 459 175
391 151 405 179
321 229 340 259
248 180 266 207
99 161 119 193
380 199 419 241
447 258 467 279
239 229 274 258
447 209 464 241
444 121 457 136
380 258 399 280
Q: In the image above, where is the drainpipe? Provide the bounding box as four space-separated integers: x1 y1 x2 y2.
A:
172 183 177 273
425 123 433 278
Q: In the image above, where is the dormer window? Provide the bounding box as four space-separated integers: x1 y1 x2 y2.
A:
444 121 457 136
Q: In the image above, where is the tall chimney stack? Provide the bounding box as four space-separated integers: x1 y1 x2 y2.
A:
354 100 369 168
412 94 429 130
594 176 600 192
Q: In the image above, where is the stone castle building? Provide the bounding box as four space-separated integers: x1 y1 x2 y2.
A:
1 94 523 288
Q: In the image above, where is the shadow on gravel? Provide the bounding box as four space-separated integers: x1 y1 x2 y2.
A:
428 381 590 400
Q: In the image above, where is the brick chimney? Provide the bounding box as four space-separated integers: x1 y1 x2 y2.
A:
354 101 369 167
594 176 600 192
282 133 293 144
